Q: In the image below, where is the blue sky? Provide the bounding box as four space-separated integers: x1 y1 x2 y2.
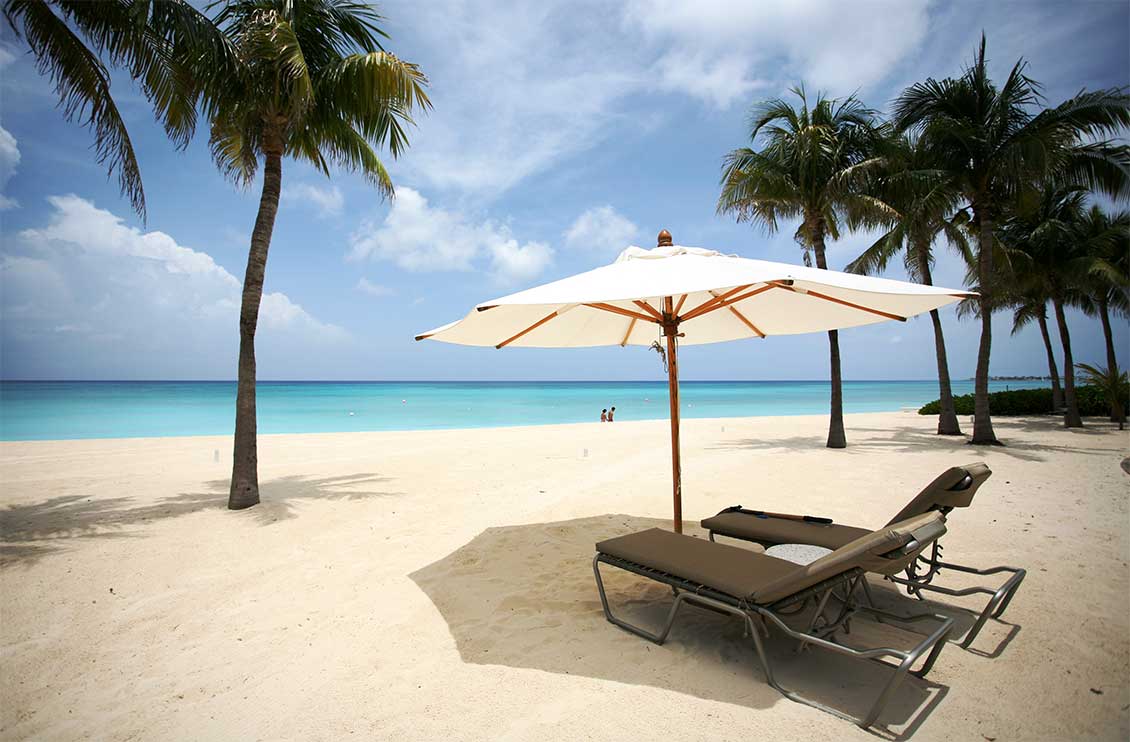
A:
0 0 1127 381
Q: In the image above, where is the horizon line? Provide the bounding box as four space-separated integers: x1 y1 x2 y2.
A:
0 377 1051 383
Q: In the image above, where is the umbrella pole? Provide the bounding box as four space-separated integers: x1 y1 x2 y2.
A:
663 296 682 533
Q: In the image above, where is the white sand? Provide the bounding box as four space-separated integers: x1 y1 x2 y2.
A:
1 411 1128 740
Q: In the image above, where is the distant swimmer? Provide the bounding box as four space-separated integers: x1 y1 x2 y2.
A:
608 406 615 422
600 408 608 422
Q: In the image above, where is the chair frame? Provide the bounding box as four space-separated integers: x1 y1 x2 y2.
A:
705 512 1026 649
592 551 955 729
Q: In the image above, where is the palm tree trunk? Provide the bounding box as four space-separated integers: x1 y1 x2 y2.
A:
1097 297 1123 423
916 241 961 435
1036 312 1064 411
229 146 284 510
812 230 846 448
971 209 1000 444
1051 294 1082 428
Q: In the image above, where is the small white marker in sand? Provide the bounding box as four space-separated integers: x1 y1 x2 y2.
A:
721 425 725 433
213 449 219 463
582 448 588 458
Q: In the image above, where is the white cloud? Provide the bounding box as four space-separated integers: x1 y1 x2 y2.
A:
0 123 21 210
356 278 396 297
281 182 344 218
386 1 929 203
2 196 347 378
624 0 929 98
485 237 554 284
653 52 767 109
388 3 642 199
348 187 554 284
564 206 639 255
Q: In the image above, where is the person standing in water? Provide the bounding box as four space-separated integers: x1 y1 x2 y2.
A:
608 406 615 422
600 409 608 422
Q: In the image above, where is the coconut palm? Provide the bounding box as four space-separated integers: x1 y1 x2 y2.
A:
1010 296 1064 411
999 186 1090 427
204 0 430 509
1073 205 1130 421
891 35 1130 444
2 0 227 219
846 133 969 435
718 86 890 448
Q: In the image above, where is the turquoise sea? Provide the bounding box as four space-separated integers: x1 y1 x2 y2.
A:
0 380 1049 441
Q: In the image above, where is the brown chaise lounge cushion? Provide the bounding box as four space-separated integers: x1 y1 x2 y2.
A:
596 528 796 599
596 512 946 605
700 462 991 550
699 513 869 550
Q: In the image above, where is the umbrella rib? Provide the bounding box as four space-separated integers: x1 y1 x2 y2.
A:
769 282 907 322
679 284 753 321
496 310 560 349
674 293 688 316
633 300 665 321
619 317 637 347
682 284 773 322
704 288 766 338
727 305 765 338
583 302 660 323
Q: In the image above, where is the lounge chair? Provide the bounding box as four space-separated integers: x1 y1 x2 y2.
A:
700 463 1025 649
592 512 955 729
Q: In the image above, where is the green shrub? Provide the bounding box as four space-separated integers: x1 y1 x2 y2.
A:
917 383 1129 416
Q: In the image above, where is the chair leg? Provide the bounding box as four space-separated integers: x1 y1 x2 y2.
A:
885 561 1026 649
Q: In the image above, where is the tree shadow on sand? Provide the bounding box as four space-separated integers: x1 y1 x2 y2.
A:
0 472 400 568
709 417 1123 463
410 514 969 739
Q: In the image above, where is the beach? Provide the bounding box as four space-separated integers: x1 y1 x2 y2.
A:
1 410 1127 740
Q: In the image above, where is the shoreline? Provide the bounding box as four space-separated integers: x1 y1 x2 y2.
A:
0 406 1097 446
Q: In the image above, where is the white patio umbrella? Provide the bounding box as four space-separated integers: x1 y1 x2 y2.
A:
416 230 974 532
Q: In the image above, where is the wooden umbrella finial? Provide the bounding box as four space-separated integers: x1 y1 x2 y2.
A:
657 229 673 247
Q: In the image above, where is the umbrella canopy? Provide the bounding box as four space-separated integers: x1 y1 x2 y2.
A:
416 231 974 531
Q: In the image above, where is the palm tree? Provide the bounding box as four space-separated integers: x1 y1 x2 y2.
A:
2 0 227 219
1074 205 1130 421
1009 297 1064 411
718 86 889 448
204 0 430 509
891 35 1130 444
1071 205 1130 420
846 133 969 435
999 186 1090 427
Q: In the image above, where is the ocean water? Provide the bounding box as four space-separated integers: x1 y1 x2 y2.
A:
0 380 1048 441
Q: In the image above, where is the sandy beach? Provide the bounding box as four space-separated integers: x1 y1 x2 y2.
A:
1 411 1127 740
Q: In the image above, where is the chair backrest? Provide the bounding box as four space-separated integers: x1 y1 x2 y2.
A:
884 462 991 527
752 511 947 605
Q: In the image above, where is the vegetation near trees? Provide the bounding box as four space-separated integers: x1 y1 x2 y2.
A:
718 87 889 449
1076 363 1127 430
918 382 1129 418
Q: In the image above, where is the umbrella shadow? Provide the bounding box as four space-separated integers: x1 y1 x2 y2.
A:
0 472 400 568
410 514 952 738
